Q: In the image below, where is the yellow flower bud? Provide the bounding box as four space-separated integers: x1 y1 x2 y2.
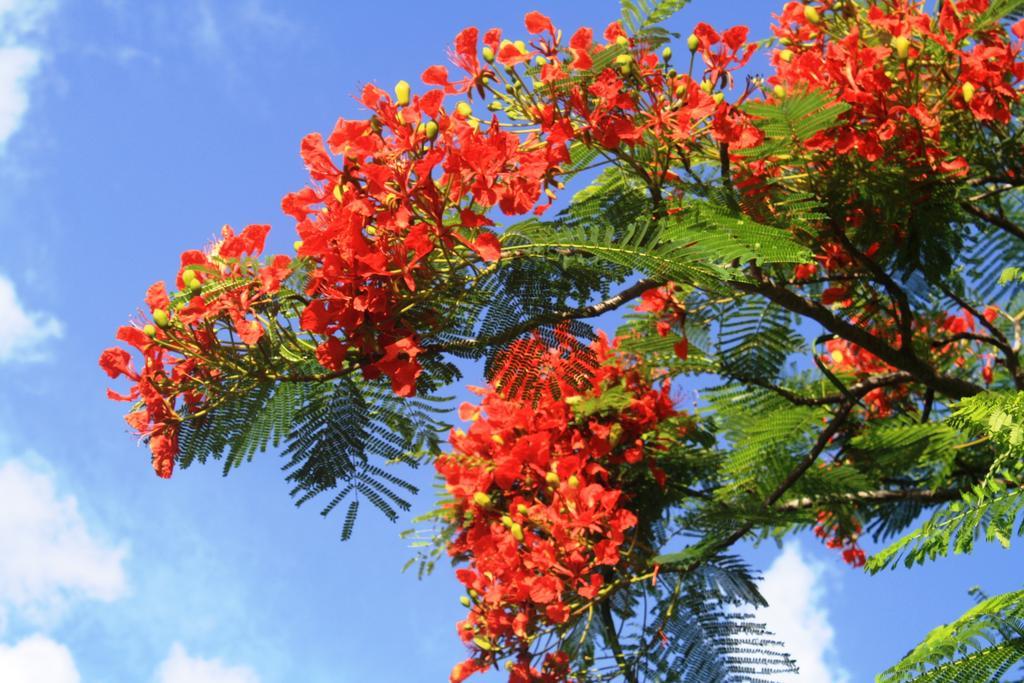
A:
830 349 844 363
293 240 303 251
144 324 157 338
333 184 344 202
545 471 560 485
423 120 439 140
687 33 699 52
713 92 725 104
615 35 629 47
188 277 202 292
456 101 472 117
568 475 580 488
460 595 472 608
181 269 195 283
514 40 527 54
516 504 528 514
535 55 548 67
773 84 786 98
510 523 524 541
473 636 493 651
153 309 169 327
700 79 713 93
674 84 687 99
394 80 411 107
501 515 514 527
473 491 492 507
482 46 495 63
488 100 503 111
615 54 632 66
804 4 821 24
962 81 976 103
662 46 672 60
893 35 910 60
491 434 504 445
780 49 794 62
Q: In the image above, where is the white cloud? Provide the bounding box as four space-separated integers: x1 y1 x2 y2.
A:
0 634 80 683
154 643 261 683
0 0 58 149
0 457 128 627
0 273 63 363
192 0 223 54
756 543 850 683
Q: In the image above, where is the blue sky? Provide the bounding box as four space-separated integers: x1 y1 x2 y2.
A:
0 0 1021 681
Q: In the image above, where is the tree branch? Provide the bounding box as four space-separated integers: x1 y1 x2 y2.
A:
426 278 661 354
733 274 983 398
961 201 1024 242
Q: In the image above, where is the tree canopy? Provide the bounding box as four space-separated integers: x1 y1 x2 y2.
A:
101 1 1024 680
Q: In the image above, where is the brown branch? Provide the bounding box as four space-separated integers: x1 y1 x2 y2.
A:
426 278 662 354
961 201 1024 242
776 487 963 511
733 274 983 399
730 371 914 407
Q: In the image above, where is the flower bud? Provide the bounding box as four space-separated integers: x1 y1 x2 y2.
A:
545 471 560 485
514 40 527 54
662 46 672 60
804 4 821 24
423 120 439 140
482 46 495 63
687 33 699 52
188 278 202 292
893 35 910 60
713 92 725 104
674 84 687 99
394 80 411 106
615 35 629 47
510 523 524 541
293 240 303 251
181 269 195 283
962 81 976 103
501 515 514 527
153 309 169 327
700 79 713 93
516 504 528 514
473 491 492 507
780 49 794 62
460 596 472 608
473 637 493 651
568 475 579 488
535 55 548 66
615 54 632 67
773 84 786 98
144 324 157 337
456 101 472 118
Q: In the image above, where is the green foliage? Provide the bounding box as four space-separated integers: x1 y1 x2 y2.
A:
877 589 1024 683
619 0 690 49
741 91 850 158
868 391 1024 572
178 373 449 539
503 198 811 293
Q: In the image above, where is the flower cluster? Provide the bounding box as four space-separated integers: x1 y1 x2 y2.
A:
813 510 866 567
436 333 676 682
768 0 1024 169
99 225 292 478
633 282 689 360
